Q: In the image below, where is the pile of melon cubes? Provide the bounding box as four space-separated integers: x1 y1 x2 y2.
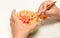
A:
16 10 37 24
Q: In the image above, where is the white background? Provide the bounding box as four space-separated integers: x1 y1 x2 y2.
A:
0 0 60 38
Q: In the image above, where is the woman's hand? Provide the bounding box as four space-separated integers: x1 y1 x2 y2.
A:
10 9 39 38
38 1 60 20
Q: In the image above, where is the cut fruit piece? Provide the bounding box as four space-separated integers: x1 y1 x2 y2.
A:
39 14 48 20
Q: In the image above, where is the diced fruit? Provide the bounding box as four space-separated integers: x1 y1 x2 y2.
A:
16 10 39 34
39 14 48 20
16 10 38 25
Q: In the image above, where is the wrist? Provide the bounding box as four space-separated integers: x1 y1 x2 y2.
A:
12 31 29 38
13 34 27 38
13 33 22 38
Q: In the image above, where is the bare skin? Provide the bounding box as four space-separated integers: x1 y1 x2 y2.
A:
10 9 39 38
38 1 60 20
10 1 60 38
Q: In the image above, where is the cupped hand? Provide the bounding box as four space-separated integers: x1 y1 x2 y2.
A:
10 9 39 38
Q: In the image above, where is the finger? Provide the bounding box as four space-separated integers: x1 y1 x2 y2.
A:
11 9 16 22
25 22 39 33
42 1 54 12
42 2 47 12
11 9 16 17
12 9 16 19
10 9 15 22
29 22 39 31
38 1 54 16
10 18 14 26
38 2 44 15
10 18 15 29
10 15 15 23
12 9 20 23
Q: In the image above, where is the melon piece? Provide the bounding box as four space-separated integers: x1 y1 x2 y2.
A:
16 10 40 33
39 14 48 20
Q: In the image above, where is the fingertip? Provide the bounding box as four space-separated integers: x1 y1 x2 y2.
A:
12 9 16 15
37 10 43 16
11 9 19 21
11 9 16 19
12 9 16 18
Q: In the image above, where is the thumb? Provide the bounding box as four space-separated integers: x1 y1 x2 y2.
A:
29 22 39 31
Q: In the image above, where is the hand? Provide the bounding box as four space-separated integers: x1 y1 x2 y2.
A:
38 1 60 20
10 9 39 38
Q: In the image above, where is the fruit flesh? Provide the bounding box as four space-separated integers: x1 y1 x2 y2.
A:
16 10 38 25
39 14 48 20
